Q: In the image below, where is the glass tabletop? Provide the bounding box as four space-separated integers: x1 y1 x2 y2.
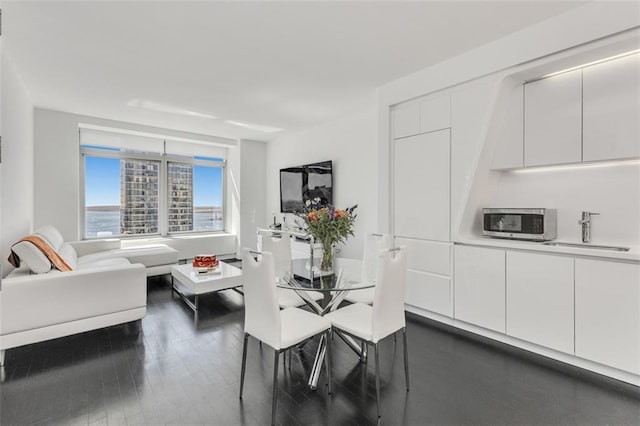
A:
276 269 375 292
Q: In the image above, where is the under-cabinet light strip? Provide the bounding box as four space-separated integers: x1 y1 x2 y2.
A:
509 159 640 174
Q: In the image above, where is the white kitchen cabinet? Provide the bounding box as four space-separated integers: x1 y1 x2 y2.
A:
454 245 506 333
575 258 640 374
524 69 582 167
506 251 574 354
392 102 420 139
396 237 450 276
420 94 450 133
583 53 640 162
394 130 450 241
491 83 524 170
406 269 452 317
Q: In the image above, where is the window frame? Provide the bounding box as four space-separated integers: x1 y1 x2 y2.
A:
80 146 226 240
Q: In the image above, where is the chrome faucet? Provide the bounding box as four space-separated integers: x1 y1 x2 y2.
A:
578 211 599 243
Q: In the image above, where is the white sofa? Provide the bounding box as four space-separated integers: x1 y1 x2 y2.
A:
0 225 167 366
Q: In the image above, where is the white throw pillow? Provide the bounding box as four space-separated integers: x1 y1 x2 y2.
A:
11 240 52 274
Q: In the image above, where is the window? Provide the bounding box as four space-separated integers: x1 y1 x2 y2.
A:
81 127 226 239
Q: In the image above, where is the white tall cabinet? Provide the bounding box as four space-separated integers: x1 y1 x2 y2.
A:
575 258 640 375
392 94 452 317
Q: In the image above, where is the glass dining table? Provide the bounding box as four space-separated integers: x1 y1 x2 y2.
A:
277 267 375 390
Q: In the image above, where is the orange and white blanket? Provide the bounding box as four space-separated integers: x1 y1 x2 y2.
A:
8 235 73 272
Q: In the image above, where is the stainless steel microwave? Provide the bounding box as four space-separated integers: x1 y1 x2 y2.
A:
482 208 557 241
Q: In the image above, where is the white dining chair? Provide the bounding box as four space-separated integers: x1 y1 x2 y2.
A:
258 229 323 308
239 249 333 426
324 246 409 419
344 233 394 305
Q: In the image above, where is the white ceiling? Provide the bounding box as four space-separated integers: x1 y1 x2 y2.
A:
3 1 588 141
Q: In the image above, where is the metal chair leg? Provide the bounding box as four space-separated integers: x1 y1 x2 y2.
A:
374 343 381 418
239 333 249 399
325 330 333 395
272 350 280 426
403 328 410 391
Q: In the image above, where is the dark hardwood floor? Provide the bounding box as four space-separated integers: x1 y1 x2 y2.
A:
1 274 638 425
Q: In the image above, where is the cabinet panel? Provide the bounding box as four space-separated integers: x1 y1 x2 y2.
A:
392 102 420 139
583 53 640 162
491 84 524 170
395 237 450 276
406 269 452 317
420 94 451 133
575 259 640 374
506 251 574 354
394 130 450 241
454 245 506 333
524 69 582 166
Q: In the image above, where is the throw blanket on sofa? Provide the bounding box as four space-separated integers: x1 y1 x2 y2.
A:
8 235 74 272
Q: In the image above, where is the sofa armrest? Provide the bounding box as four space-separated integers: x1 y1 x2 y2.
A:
0 262 146 335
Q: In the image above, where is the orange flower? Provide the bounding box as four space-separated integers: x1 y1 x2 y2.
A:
308 211 319 222
335 209 347 218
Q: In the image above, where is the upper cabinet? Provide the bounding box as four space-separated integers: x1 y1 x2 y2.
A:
391 94 451 139
583 53 640 162
392 102 420 139
493 52 640 170
524 69 583 167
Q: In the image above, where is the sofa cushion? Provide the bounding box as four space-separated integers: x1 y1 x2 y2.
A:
58 242 78 269
34 225 65 252
11 240 52 274
77 244 179 269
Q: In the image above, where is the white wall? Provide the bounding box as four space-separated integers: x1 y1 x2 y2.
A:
1 48 34 277
240 139 267 253
265 102 378 259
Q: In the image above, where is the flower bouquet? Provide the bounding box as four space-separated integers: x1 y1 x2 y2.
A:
300 198 357 275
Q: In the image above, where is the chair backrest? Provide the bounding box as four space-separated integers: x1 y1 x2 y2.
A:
241 249 282 349
258 230 293 279
361 233 394 283
372 246 407 342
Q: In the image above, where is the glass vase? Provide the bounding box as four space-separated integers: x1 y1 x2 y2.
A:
318 243 335 289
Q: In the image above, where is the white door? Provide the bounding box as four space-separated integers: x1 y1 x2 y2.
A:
394 130 450 241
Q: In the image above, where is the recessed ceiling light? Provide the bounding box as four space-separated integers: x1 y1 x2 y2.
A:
127 99 217 120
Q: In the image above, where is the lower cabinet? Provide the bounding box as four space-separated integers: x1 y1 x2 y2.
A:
506 251 574 354
399 237 452 317
454 245 506 333
406 270 452 317
575 258 640 374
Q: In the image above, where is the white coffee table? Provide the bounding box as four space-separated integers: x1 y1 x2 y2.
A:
171 262 243 314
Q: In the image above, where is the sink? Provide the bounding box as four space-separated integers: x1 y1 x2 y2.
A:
542 241 630 252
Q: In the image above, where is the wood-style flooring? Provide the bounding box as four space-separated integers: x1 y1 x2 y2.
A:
1 274 638 425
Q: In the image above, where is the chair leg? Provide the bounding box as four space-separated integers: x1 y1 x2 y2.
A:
403 328 410 391
325 330 332 395
239 333 249 399
288 348 292 371
272 350 280 426
374 343 381 418
0 349 5 366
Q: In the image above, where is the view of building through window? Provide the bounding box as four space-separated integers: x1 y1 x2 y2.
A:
84 154 224 238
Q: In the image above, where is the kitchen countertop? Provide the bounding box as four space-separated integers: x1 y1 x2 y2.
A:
455 237 640 262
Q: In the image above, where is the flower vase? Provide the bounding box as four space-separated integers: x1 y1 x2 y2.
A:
318 243 335 289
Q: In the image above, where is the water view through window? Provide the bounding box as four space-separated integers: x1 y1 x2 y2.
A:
84 156 223 238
